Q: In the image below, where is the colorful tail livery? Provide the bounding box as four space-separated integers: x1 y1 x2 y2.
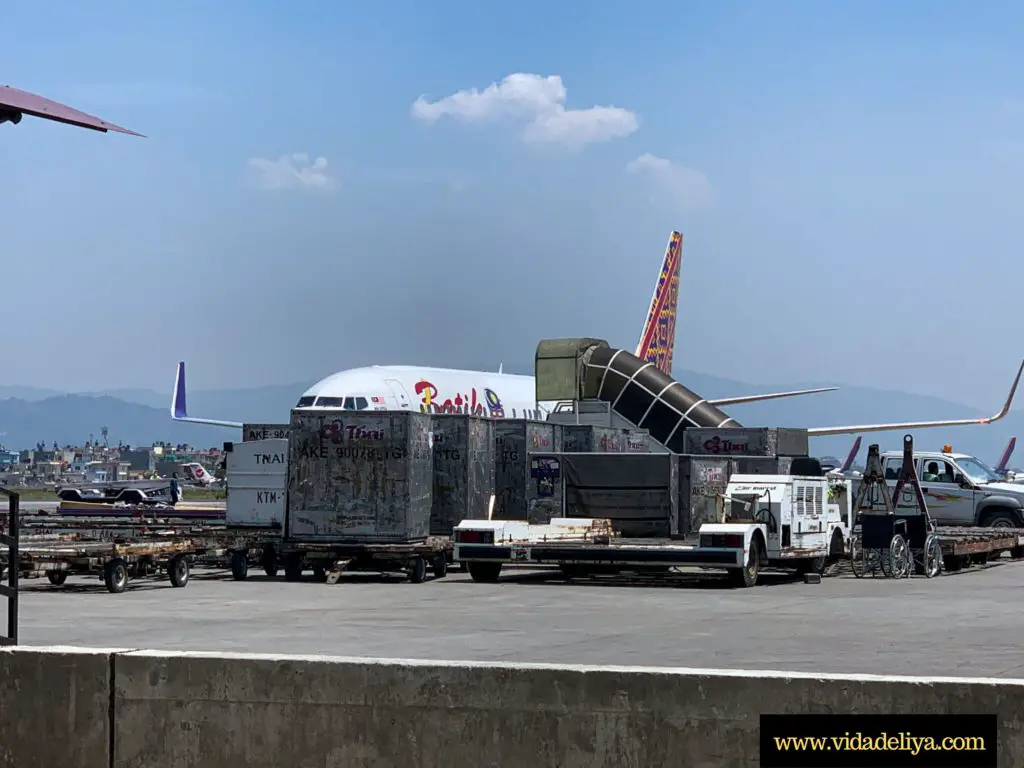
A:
635 231 682 375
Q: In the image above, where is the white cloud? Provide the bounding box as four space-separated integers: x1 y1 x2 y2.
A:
247 153 336 191
411 73 638 147
626 153 714 210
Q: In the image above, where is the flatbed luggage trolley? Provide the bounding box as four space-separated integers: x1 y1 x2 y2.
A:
850 435 943 579
278 537 453 584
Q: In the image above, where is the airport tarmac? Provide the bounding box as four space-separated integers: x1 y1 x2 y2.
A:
14 560 1024 677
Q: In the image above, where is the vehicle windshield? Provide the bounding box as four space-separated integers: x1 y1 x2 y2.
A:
955 456 1002 484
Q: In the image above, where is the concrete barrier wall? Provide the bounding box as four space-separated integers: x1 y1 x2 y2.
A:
3 646 1024 767
0 647 114 768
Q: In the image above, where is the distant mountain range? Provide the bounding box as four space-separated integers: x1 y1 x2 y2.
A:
0 367 1020 466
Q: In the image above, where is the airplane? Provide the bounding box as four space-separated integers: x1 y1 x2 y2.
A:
1 83 142 135
824 436 863 477
991 437 1024 483
179 462 217 487
171 231 839 429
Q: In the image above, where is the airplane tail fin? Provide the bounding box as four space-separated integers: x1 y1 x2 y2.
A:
170 361 244 429
996 437 1016 474
839 436 862 473
635 231 682 376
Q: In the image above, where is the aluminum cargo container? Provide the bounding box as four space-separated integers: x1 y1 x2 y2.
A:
561 425 650 454
678 456 734 537
561 453 680 537
242 423 290 442
681 427 809 458
286 410 433 542
429 414 495 535
494 420 563 523
225 438 287 529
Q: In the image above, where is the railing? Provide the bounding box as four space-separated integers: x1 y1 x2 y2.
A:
0 488 19 645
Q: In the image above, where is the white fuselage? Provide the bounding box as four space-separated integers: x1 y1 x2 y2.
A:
294 365 557 420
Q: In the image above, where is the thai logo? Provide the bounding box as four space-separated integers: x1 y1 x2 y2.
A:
702 436 749 455
319 420 385 443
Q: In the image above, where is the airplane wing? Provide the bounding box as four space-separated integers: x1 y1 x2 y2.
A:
170 362 243 429
805 360 1024 437
708 387 838 407
1 84 144 135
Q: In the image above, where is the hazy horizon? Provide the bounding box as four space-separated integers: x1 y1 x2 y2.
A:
6 1 1024 414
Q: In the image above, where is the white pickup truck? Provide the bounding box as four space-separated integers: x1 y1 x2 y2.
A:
859 444 1024 528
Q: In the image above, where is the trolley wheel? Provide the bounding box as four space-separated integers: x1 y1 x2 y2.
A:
104 558 128 594
231 551 248 581
407 556 427 584
850 534 868 578
922 533 943 578
431 556 448 579
312 566 328 583
467 562 502 583
284 554 303 582
261 547 279 578
886 534 912 579
168 555 190 588
46 570 67 586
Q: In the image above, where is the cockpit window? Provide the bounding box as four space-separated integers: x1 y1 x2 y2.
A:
296 396 316 407
354 397 368 410
315 396 346 408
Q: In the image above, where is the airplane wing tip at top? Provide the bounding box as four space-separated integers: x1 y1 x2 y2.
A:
805 358 1024 438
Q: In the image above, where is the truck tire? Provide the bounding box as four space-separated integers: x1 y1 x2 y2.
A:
231 551 248 581
104 558 128 594
467 562 502 583
284 554 303 582
981 509 1021 529
729 536 763 588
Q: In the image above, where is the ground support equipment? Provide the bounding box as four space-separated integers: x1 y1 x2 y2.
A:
277 537 453 584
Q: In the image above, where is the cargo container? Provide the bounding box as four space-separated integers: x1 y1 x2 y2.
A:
678 456 733 536
429 414 495 536
682 427 809 458
494 420 563 523
224 438 287 529
561 425 650 454
286 410 433 542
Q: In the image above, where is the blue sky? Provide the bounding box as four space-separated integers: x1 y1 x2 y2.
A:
3 0 1024 409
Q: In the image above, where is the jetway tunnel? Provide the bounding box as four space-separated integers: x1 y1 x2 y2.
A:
536 338 742 453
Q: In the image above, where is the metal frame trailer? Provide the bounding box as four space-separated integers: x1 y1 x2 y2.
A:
15 535 197 594
7 518 281 594
276 537 454 585
935 527 1024 570
453 519 803 588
